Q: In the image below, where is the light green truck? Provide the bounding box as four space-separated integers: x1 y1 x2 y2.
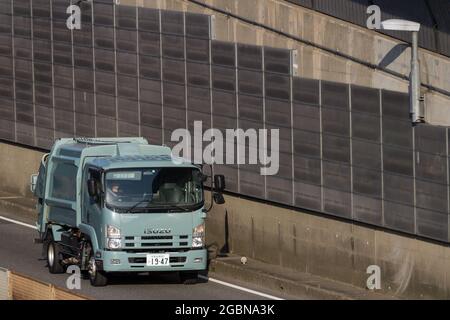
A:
31 138 225 286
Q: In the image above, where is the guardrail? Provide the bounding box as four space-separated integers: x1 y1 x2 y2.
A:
0 267 89 300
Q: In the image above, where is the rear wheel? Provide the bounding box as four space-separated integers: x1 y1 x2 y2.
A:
47 236 64 274
179 271 199 285
87 244 108 287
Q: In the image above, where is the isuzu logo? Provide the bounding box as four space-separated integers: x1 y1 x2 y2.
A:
144 228 171 234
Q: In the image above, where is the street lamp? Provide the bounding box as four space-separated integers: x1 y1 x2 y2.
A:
381 19 424 124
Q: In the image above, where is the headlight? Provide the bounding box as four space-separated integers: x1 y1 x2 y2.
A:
107 238 121 250
106 225 121 249
107 225 121 238
192 222 205 248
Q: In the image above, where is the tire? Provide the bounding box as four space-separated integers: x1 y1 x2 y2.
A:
179 271 199 285
87 244 108 287
47 237 64 274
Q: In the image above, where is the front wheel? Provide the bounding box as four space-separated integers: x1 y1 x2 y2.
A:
87 246 108 287
179 271 199 285
47 237 64 274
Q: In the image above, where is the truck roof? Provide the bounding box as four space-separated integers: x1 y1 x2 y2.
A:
51 138 195 170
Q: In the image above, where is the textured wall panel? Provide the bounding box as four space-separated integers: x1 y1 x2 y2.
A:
353 167 382 197
383 145 413 176
264 47 291 75
294 181 321 211
322 107 349 137
322 135 350 163
138 7 160 32
293 103 320 133
383 173 414 206
383 117 413 148
382 89 409 120
352 111 380 142
187 62 209 88
54 64 73 88
116 29 137 52
265 73 290 101
116 4 136 30
415 152 447 185
293 129 320 158
139 31 160 57
161 10 184 36
384 201 415 233
237 44 262 70
294 155 321 185
323 161 351 192
292 78 319 105
351 85 380 115
238 69 263 96
353 194 382 225
162 34 184 60
211 41 235 67
323 188 351 218
416 208 448 242
415 124 447 156
185 12 210 39
212 65 235 92
139 55 161 80
322 81 348 109
352 140 381 169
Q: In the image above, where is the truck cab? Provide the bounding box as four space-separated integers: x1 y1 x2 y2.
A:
31 138 225 286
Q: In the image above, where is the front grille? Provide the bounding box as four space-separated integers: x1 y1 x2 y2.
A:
128 257 187 264
142 236 172 240
123 235 190 249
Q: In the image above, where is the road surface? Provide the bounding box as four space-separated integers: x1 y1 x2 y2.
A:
0 211 282 300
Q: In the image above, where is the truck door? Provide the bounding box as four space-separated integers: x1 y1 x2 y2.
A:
81 167 102 225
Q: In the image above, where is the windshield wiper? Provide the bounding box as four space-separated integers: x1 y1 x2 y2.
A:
126 198 152 213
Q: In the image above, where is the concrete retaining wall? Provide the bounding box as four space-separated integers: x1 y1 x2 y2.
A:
0 142 44 198
120 0 450 126
207 193 450 299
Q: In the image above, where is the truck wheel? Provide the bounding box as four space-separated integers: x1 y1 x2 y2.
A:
179 271 199 285
47 239 64 274
87 253 108 287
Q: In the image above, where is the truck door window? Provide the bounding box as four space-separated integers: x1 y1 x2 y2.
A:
51 163 77 201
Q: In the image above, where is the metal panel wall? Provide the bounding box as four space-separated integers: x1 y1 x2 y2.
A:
1 2 449 243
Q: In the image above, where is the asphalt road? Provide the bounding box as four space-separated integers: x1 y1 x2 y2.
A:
0 213 277 300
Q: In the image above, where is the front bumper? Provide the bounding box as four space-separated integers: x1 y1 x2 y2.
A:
99 249 207 272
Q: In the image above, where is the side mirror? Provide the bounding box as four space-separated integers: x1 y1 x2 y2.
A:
214 174 226 192
30 174 38 194
213 193 225 205
87 179 98 197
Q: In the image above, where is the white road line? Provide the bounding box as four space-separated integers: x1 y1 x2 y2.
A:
0 215 36 230
0 196 22 200
0 214 283 300
198 275 284 300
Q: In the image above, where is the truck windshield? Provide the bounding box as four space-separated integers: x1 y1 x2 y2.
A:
104 168 204 212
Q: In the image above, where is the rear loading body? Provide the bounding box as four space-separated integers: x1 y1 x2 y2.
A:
32 138 224 286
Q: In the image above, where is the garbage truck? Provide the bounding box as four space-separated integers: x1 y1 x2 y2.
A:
30 137 225 286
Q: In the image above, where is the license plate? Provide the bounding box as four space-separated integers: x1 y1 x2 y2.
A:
146 254 170 266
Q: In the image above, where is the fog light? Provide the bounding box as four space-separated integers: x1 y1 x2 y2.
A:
194 258 203 263
95 251 102 258
111 259 121 265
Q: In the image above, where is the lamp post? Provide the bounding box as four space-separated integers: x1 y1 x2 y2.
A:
381 19 423 124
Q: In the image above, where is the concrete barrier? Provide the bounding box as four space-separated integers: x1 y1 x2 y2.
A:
0 268 11 300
